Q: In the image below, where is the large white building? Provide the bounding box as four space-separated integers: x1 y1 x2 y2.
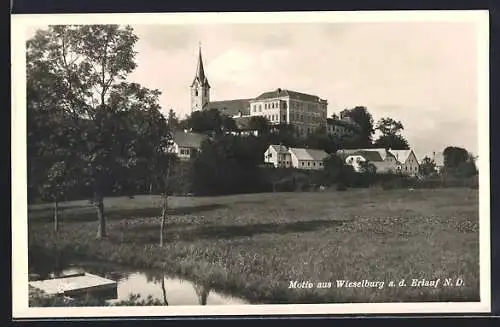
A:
190 46 328 138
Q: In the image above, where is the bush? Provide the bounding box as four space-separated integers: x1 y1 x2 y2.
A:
336 182 347 191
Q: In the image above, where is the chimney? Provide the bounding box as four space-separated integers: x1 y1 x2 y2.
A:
277 88 282 93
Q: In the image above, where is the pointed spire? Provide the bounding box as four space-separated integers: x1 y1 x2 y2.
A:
193 42 209 87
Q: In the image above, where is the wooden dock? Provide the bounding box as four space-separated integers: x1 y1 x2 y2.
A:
29 272 117 299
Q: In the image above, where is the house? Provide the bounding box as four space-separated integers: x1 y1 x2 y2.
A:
264 145 329 170
343 150 398 174
339 148 419 175
326 116 362 140
288 147 329 170
171 130 208 160
232 114 260 136
390 150 420 176
264 144 292 168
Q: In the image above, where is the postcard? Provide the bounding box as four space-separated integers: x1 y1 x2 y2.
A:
11 10 490 318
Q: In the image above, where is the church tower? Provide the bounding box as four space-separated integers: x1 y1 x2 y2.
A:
191 44 210 112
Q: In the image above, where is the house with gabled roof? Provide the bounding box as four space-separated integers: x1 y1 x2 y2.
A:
171 130 209 161
264 144 292 168
288 147 329 170
264 145 329 170
338 148 420 176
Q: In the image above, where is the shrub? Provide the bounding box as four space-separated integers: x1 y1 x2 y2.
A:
336 182 347 191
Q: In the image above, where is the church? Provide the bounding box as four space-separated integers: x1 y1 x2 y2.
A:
190 45 331 138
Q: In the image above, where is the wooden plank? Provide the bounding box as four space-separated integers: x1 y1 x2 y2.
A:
29 273 117 296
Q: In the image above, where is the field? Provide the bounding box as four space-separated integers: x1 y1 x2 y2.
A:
27 188 480 304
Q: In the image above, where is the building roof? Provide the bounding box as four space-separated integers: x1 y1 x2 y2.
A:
289 147 329 161
389 150 414 163
191 46 210 88
253 88 324 103
350 150 384 162
172 131 208 149
338 148 397 161
268 144 289 154
208 99 251 117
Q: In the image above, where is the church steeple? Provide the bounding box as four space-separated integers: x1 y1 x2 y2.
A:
192 43 210 88
191 43 210 112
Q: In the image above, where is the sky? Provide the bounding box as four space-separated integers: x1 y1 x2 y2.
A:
25 20 481 158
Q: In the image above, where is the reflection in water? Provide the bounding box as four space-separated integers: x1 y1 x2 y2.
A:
56 262 248 305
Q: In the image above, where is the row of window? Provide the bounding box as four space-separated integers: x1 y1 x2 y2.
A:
301 161 323 167
179 148 191 156
264 114 287 122
289 113 324 124
276 160 324 167
252 102 280 112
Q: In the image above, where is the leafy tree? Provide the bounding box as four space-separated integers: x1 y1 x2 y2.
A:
304 129 338 154
373 117 410 150
186 108 236 135
419 156 437 177
373 134 409 150
340 106 375 147
166 109 180 131
443 146 470 169
192 135 263 195
247 116 270 135
26 24 150 238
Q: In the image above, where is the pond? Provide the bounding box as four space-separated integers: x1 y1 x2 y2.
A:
31 260 250 306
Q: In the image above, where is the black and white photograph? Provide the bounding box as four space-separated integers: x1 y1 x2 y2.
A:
11 11 490 317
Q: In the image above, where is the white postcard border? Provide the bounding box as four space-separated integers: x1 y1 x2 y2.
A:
11 10 491 318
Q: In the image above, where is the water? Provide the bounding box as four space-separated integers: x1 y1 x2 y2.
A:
40 261 249 306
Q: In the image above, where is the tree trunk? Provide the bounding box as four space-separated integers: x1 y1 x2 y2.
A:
53 199 59 233
95 193 106 238
160 275 169 305
159 193 168 247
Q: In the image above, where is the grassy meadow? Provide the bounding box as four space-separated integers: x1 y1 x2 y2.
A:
27 188 480 304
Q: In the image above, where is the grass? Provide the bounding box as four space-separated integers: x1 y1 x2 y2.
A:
28 188 480 304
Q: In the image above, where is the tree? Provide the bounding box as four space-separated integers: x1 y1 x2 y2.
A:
304 129 338 154
373 134 409 150
340 106 375 147
247 116 270 135
27 25 148 238
419 156 437 177
373 117 410 150
443 146 470 169
186 108 236 135
166 109 180 131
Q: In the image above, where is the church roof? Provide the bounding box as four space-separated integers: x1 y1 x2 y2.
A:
208 99 252 117
191 46 210 88
253 88 324 103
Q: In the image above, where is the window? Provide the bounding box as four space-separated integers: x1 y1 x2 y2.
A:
194 90 198 96
313 162 316 166
283 102 287 109
283 114 286 121
259 105 262 112
308 162 311 166
319 162 323 166
301 162 304 166
253 105 256 113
